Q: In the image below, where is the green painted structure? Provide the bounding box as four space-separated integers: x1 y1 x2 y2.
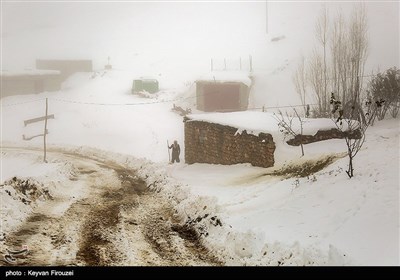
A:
132 79 159 94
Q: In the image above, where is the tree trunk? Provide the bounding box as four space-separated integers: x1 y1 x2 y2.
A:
346 154 354 178
300 143 304 157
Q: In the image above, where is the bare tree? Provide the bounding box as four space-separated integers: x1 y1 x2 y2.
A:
348 3 369 104
315 5 330 114
274 109 305 157
292 55 308 116
303 4 369 119
331 9 349 105
367 67 399 121
308 49 325 116
330 93 381 178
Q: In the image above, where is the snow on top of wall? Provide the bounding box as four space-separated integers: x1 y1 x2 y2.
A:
187 111 350 138
1 69 61 77
196 71 252 87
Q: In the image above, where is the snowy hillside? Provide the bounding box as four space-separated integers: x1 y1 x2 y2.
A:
170 119 399 265
2 1 399 107
1 69 399 265
1 71 186 162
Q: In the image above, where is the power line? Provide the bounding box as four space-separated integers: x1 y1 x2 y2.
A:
265 104 317 110
1 98 46 107
1 94 319 112
48 95 196 106
1 95 196 107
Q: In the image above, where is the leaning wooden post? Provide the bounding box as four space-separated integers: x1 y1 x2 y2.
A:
43 98 48 162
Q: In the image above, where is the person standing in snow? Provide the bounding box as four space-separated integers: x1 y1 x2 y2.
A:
169 140 180 163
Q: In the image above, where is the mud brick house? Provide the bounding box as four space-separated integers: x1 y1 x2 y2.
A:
195 71 252 112
36 59 93 81
184 111 360 168
1 69 62 98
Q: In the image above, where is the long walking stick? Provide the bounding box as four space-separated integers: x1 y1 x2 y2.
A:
167 140 171 162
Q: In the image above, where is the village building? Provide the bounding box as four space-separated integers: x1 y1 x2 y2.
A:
36 59 93 81
1 69 62 98
195 71 252 112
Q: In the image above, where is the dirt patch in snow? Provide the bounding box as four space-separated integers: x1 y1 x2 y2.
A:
1 149 222 266
142 201 222 265
2 177 53 205
265 154 345 178
76 165 142 266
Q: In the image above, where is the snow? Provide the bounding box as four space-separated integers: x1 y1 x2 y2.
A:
1 71 185 163
1 1 399 266
0 150 82 234
188 111 351 139
169 119 399 265
1 69 399 265
197 71 252 87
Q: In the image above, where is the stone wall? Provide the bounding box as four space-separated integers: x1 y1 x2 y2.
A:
184 120 275 168
286 128 362 146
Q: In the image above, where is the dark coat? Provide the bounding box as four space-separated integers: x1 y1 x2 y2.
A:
169 143 180 159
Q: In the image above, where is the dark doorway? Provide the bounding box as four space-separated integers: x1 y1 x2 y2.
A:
203 84 240 112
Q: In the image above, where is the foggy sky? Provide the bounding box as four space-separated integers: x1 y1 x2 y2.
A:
1 1 399 75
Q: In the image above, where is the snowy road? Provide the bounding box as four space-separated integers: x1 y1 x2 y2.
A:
1 147 221 266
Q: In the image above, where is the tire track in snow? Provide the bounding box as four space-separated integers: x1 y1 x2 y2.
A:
1 147 221 266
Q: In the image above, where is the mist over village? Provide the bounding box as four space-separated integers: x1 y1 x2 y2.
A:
0 0 399 267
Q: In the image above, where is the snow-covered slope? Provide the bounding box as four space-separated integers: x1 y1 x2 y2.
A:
1 71 185 162
1 69 399 265
170 119 399 265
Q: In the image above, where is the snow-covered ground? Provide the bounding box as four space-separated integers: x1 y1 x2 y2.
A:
1 69 399 265
1 71 186 163
169 119 399 265
1 0 399 266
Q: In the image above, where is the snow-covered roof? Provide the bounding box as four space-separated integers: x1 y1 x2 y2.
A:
135 76 159 81
187 111 350 137
196 71 252 87
1 69 61 77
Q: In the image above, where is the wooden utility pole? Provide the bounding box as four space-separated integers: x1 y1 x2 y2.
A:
43 98 48 162
167 140 171 163
23 98 54 163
